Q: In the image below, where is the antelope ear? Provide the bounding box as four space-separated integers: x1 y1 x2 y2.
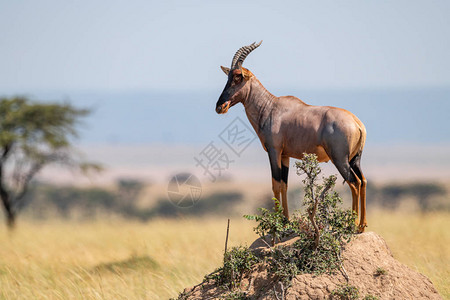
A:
242 68 253 80
220 66 230 75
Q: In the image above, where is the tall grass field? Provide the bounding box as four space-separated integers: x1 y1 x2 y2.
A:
0 211 448 299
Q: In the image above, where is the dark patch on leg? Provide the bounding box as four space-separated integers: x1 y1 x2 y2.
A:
272 171 281 182
322 144 358 184
349 153 363 181
350 152 367 232
281 164 289 184
268 149 282 182
332 157 359 185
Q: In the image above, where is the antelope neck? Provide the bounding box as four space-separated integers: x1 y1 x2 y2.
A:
242 79 276 134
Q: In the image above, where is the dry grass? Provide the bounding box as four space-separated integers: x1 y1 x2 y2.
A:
0 211 448 299
369 210 450 299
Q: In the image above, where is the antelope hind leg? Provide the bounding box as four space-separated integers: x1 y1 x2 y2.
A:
347 180 361 228
349 153 367 232
358 173 368 232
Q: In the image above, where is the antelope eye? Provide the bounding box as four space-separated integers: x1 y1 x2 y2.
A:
234 76 241 82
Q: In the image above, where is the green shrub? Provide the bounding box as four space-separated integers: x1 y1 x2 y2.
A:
374 267 388 276
204 154 357 294
244 154 356 285
244 199 293 244
331 284 359 300
295 154 356 246
208 246 258 289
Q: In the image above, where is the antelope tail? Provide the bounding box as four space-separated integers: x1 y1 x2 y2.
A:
358 126 367 155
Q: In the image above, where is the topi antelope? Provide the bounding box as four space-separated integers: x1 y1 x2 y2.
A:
215 41 368 232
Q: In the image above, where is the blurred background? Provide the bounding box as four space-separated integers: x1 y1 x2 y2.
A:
1 0 449 218
0 1 449 298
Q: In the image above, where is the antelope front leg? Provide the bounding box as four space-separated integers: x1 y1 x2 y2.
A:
268 149 288 218
281 155 290 218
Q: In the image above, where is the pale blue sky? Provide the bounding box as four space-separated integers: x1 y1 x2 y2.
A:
1 0 449 93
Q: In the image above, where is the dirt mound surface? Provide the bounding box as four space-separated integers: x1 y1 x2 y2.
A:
182 232 442 299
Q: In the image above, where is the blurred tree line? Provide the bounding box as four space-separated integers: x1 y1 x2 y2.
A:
287 181 448 214
375 182 446 211
12 179 449 222
19 179 244 221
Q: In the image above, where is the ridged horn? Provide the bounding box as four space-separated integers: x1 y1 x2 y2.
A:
230 40 262 69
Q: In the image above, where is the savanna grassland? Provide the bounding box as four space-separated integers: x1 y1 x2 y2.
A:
0 211 448 300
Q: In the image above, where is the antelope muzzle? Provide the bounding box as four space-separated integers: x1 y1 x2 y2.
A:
216 100 231 114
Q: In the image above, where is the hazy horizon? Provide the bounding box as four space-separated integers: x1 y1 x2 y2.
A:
9 87 448 146
23 87 450 186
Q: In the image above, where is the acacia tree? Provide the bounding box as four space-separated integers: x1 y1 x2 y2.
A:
0 96 99 228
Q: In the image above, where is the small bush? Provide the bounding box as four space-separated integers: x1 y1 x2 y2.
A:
374 267 388 276
269 245 300 284
244 199 292 244
331 284 359 300
244 154 356 285
295 154 356 246
208 246 258 289
201 154 357 295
